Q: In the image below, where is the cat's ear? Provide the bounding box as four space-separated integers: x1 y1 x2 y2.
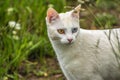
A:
71 4 81 18
47 7 59 23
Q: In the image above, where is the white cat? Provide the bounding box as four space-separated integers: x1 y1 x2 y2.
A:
46 5 120 80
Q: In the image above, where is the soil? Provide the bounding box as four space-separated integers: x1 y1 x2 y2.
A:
18 57 66 80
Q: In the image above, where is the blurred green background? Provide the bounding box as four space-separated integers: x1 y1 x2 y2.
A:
0 0 120 80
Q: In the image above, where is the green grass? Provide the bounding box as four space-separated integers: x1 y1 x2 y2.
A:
0 0 66 79
0 0 120 79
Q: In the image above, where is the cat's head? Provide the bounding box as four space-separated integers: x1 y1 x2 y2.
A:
46 5 81 44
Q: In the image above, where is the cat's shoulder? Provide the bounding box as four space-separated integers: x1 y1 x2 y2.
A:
79 28 120 39
80 28 120 34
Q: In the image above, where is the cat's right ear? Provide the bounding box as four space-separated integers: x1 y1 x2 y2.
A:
47 8 59 23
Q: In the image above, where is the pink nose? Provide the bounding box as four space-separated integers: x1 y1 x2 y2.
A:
67 39 73 43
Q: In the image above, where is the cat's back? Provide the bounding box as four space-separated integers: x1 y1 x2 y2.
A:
79 28 120 42
80 28 120 36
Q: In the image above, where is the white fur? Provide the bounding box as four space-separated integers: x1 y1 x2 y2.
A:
46 10 120 80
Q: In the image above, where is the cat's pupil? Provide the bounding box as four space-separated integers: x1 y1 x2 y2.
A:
72 28 78 33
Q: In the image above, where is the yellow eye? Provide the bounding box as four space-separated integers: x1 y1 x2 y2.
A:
57 29 65 34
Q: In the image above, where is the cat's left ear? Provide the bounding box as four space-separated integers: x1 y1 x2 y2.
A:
71 4 81 18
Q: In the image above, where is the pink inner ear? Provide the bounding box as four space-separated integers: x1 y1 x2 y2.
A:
47 8 59 23
72 10 79 18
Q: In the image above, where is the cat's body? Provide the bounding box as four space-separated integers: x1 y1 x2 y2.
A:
50 29 120 80
46 5 120 80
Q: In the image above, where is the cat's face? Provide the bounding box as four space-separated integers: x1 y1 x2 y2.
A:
46 5 81 44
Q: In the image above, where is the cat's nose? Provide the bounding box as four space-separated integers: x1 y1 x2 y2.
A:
67 39 73 43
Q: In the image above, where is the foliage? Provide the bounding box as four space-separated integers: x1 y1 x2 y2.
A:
92 13 117 29
0 0 66 79
96 0 118 10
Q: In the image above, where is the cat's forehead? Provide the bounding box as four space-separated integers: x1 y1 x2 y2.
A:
59 11 72 20
59 11 74 26
58 11 78 28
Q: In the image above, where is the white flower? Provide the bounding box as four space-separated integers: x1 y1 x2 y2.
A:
7 7 14 15
15 24 21 30
7 7 14 12
9 21 16 28
12 30 17 35
13 35 19 40
8 21 21 30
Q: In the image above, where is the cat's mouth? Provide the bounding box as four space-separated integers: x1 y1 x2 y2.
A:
66 41 74 45
61 41 73 45
68 41 73 44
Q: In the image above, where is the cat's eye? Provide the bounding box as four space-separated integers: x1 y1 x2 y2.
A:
57 29 65 34
72 28 78 33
